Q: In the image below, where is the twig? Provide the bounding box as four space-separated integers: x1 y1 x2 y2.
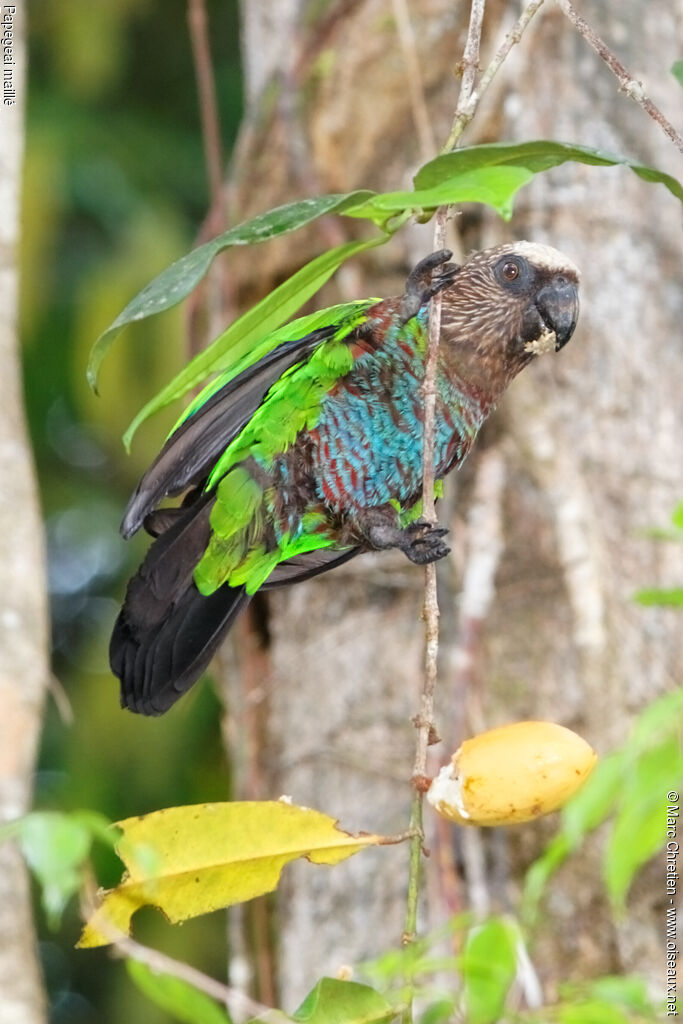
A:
187 0 226 219
444 0 547 153
112 931 276 1023
556 0 683 157
392 0 437 161
401 5 487 1021
441 0 487 152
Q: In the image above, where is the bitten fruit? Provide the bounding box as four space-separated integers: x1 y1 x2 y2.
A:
427 721 596 826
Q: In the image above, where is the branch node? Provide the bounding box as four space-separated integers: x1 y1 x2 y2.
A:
411 773 433 794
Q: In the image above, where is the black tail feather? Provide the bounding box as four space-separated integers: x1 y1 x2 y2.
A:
110 491 252 715
111 581 249 715
111 488 361 715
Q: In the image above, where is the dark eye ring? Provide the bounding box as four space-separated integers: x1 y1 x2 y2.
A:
502 261 519 281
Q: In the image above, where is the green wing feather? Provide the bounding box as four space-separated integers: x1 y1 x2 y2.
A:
171 299 377 435
191 299 378 597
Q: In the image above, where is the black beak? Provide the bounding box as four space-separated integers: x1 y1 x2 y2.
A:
535 277 580 350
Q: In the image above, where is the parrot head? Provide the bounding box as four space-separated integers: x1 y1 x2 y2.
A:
440 240 580 395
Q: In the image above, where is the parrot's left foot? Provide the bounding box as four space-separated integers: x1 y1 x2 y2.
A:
399 518 451 564
399 249 460 323
358 510 451 565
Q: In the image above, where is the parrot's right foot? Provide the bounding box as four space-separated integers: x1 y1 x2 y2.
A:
399 249 460 323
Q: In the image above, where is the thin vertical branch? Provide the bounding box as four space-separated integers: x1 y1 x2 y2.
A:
187 0 226 221
404 0 553 981
444 0 547 150
402 6 486 1016
392 0 437 162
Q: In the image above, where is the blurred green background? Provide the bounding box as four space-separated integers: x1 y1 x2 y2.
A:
24 3 242 1020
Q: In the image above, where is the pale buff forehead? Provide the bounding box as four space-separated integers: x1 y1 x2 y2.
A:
490 240 581 279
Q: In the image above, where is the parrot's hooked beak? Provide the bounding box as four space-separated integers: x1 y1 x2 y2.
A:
535 276 580 351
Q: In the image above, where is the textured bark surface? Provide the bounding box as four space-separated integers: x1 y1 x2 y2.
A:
0 5 49 1023
231 0 683 1006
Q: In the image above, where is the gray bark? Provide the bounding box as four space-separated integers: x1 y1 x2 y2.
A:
0 4 49 1022
232 0 682 1007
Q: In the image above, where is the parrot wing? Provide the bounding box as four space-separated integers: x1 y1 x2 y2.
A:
121 299 376 538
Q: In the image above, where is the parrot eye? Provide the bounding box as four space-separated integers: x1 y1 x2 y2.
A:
494 254 530 290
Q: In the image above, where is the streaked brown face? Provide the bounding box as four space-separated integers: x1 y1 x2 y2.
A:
492 252 580 353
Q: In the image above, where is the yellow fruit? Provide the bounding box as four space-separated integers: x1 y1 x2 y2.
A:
426 721 597 826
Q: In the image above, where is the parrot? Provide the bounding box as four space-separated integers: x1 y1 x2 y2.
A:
110 242 580 715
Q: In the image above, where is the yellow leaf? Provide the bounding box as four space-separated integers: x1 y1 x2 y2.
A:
78 801 382 948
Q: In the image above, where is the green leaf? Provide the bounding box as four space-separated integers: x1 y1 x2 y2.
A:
122 234 387 449
126 960 232 1024
560 974 653 1014
672 60 683 88
414 140 683 204
461 918 517 1024
292 978 397 1024
560 751 627 843
522 753 626 921
343 166 534 224
604 736 683 908
634 587 683 607
557 1001 630 1024
87 191 375 390
628 687 683 752
672 502 683 531
0 810 113 929
418 999 457 1024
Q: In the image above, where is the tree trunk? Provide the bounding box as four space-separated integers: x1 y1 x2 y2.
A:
230 0 682 1006
0 5 50 1022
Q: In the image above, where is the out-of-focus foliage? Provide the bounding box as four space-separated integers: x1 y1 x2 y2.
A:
524 687 683 916
126 961 233 1024
24 4 242 1022
635 502 683 607
359 914 658 1024
0 811 113 929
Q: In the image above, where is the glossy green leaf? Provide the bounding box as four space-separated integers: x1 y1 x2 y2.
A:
414 140 683 204
672 60 683 88
461 918 517 1024
343 166 534 224
291 978 397 1024
126 960 232 1024
87 191 375 390
122 234 387 449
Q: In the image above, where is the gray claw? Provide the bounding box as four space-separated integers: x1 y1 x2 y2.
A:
400 250 460 323
402 520 451 565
